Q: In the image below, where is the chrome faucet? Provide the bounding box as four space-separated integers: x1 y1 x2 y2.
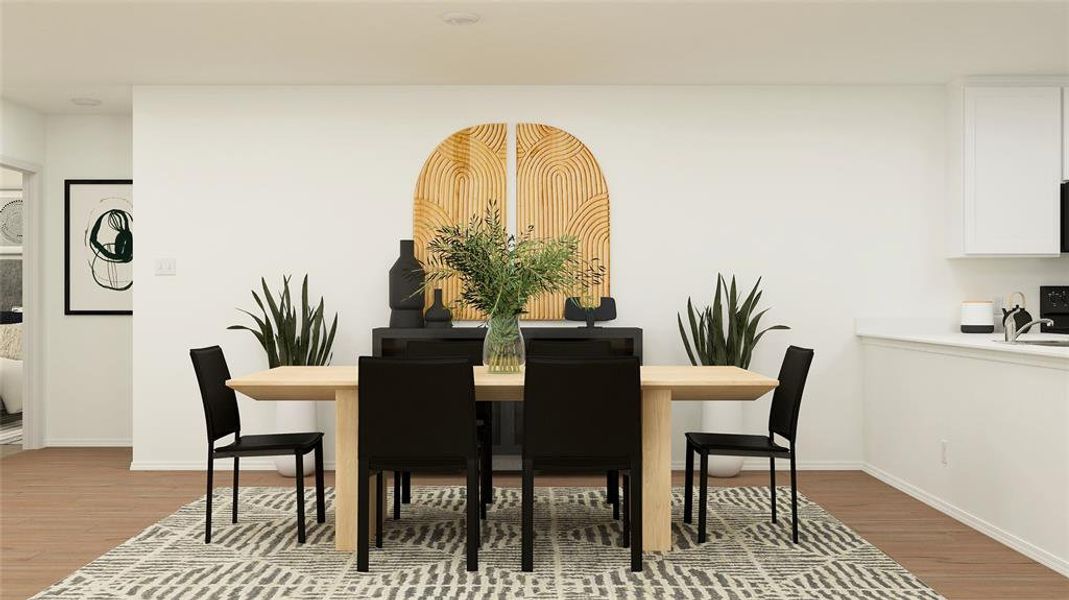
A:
1003 307 1055 342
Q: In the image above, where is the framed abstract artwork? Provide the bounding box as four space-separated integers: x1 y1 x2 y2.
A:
64 179 133 315
0 189 22 255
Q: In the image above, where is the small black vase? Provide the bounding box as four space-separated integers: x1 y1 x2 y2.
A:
424 288 453 329
389 240 425 328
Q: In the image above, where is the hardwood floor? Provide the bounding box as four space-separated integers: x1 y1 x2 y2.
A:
2 448 1066 599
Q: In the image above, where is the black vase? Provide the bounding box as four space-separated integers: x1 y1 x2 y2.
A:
389 239 425 328
424 288 453 329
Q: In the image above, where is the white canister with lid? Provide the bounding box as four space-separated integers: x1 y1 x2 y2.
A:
960 301 994 333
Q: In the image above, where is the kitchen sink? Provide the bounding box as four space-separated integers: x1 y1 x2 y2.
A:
999 340 1069 347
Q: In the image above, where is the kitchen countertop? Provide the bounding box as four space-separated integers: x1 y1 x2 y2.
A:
856 319 1069 361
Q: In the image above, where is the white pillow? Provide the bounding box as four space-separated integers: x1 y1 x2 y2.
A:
0 323 22 361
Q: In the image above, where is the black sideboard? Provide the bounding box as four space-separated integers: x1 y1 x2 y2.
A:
372 326 643 362
371 326 643 464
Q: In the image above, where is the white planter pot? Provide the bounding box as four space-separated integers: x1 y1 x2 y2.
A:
274 401 317 477
701 401 745 477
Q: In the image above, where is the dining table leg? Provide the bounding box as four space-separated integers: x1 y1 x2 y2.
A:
334 388 381 552
641 388 673 551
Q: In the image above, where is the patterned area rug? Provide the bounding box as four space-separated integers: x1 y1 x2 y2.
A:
33 486 942 599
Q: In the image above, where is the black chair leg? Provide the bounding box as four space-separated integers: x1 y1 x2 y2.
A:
607 470 620 519
295 452 306 544
375 471 384 548
232 456 239 524
466 459 479 572
204 452 213 543
393 471 401 520
402 471 411 504
621 472 630 548
314 443 325 524
790 453 799 544
683 439 694 524
698 451 708 544
357 460 370 571
479 405 494 507
770 456 777 524
521 459 534 572
479 441 488 520
630 462 642 572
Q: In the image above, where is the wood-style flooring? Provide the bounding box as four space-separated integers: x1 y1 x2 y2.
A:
1 448 1066 599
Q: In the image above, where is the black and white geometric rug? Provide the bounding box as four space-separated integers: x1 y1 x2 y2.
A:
33 486 943 599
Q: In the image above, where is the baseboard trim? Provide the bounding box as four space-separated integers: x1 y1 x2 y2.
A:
131 459 860 472
130 459 338 471
670 459 863 471
862 463 1069 578
45 438 132 447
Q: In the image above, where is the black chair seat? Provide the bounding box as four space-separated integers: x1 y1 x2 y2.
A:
215 432 324 457
684 432 790 458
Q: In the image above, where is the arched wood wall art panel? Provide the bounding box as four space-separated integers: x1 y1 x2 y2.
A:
516 123 611 320
412 123 507 321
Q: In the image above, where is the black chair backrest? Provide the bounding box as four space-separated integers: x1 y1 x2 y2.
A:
523 357 641 461
190 346 241 442
404 340 483 365
526 339 613 358
768 346 814 442
358 356 478 460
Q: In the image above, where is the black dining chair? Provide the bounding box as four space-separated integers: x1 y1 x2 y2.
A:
683 346 814 544
402 340 493 519
522 356 643 572
189 346 325 544
526 339 624 519
357 356 481 572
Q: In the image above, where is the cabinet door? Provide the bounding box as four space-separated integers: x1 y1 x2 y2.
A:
1064 87 1069 181
963 86 1062 255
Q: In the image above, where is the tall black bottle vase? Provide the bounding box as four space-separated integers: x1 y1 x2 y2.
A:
389 239 425 328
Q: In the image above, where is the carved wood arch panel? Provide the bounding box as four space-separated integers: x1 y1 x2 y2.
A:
413 123 609 321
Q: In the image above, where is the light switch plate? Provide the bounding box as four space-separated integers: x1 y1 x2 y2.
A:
154 257 177 276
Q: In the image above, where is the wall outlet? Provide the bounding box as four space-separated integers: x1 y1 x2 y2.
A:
154 257 177 276
940 439 949 467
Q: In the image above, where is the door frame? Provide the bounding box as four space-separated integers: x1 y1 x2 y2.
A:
1 155 43 449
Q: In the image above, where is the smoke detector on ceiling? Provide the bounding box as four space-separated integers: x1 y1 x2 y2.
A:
439 11 480 26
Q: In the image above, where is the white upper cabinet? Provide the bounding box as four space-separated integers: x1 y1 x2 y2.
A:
955 85 1063 256
1064 86 1069 181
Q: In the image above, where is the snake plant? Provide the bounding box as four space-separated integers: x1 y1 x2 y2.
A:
228 275 338 367
677 274 789 369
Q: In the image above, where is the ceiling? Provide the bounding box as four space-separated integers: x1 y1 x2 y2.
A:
1 0 1067 114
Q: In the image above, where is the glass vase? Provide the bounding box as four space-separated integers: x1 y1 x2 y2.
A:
483 313 525 373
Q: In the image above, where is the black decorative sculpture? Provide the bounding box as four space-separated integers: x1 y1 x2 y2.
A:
424 288 453 328
564 297 617 328
389 240 425 328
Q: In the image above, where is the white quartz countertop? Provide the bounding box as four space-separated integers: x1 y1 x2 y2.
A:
856 319 1069 361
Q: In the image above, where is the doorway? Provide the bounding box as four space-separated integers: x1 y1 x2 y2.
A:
0 166 25 455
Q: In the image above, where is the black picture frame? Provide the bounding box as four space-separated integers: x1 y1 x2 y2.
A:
64 179 134 316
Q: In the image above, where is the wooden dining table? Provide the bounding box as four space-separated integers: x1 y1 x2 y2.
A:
227 364 778 553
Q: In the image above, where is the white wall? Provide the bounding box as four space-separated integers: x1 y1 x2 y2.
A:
131 85 1069 469
42 115 133 445
1 98 45 165
2 101 134 445
861 340 1069 576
